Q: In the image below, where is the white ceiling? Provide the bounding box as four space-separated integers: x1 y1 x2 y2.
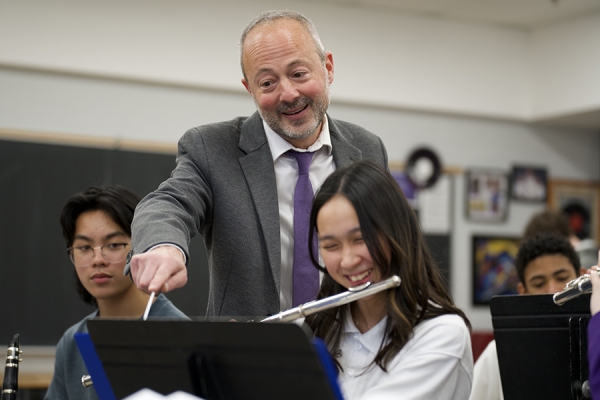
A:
315 0 600 129
316 0 600 30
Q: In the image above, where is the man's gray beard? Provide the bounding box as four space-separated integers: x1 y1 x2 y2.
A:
257 89 330 142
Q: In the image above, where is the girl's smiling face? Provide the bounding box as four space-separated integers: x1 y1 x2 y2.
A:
316 195 382 289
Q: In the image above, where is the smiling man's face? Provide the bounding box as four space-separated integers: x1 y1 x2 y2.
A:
241 18 334 149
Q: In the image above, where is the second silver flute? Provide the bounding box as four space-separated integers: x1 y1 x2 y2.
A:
262 275 401 323
553 273 594 305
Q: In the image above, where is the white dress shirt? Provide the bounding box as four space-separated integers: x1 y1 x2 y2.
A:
337 313 473 400
263 117 335 311
469 340 503 400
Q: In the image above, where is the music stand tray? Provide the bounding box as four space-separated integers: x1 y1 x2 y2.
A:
491 293 591 400
85 318 343 400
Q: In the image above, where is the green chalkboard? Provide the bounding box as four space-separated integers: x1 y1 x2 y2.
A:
0 139 208 345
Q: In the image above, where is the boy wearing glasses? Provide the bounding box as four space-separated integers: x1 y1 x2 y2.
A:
44 186 187 400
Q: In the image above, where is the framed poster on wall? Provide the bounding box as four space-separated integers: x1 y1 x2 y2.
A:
511 165 548 203
472 235 520 305
466 168 509 223
548 179 600 244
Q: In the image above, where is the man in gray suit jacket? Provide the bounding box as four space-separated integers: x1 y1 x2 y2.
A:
129 10 388 317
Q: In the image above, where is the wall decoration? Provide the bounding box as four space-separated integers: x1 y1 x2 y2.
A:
391 170 418 210
466 168 509 222
548 179 600 243
472 235 520 305
511 165 548 202
405 147 442 189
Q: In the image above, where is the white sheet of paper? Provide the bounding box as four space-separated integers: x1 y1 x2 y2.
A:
418 174 451 234
166 391 205 399
122 389 205 400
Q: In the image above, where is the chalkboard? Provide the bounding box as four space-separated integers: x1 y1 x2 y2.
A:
0 139 209 345
425 234 451 291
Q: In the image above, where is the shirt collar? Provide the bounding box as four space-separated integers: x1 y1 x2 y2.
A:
263 116 333 162
343 310 389 354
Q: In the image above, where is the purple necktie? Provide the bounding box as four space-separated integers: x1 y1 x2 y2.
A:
288 150 319 307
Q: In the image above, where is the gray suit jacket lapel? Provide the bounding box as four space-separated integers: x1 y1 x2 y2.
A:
238 113 282 293
329 116 363 167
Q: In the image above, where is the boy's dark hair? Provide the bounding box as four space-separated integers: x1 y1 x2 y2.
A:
515 232 580 285
523 210 571 241
60 186 141 306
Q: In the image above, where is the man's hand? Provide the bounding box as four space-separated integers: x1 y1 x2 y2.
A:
129 246 188 293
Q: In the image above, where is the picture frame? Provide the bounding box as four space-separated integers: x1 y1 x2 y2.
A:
466 168 509 222
472 235 521 305
548 179 600 244
511 165 548 202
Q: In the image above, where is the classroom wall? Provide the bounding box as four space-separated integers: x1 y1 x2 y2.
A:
2 0 599 122
1 0 599 333
531 12 600 119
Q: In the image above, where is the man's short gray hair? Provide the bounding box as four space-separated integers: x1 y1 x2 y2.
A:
239 10 326 79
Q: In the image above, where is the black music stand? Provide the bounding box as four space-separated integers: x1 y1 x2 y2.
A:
85 318 343 400
491 293 591 400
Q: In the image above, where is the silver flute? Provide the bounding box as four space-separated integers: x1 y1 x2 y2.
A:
553 273 595 305
261 275 401 323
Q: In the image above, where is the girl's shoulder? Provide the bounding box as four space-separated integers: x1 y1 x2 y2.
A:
405 314 470 357
414 314 469 338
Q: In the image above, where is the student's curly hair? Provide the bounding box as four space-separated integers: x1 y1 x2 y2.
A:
60 186 141 306
515 232 580 285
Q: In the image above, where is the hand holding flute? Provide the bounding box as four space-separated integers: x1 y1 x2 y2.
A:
553 273 594 305
590 268 600 316
553 267 600 307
